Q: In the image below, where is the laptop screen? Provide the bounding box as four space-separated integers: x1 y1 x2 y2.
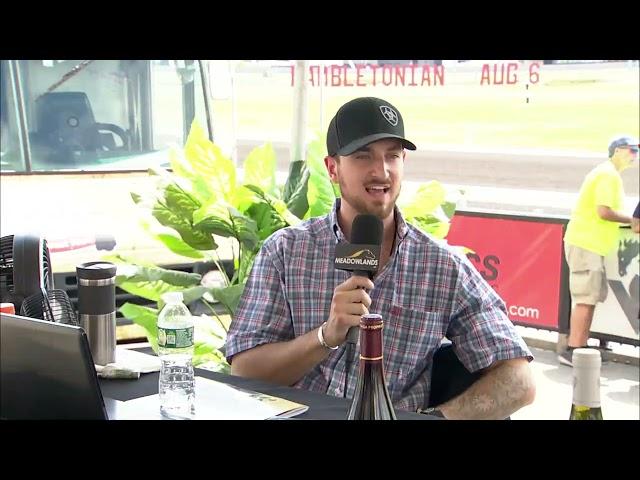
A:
0 313 108 420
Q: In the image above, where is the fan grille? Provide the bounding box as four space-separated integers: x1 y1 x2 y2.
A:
41 238 53 291
20 288 78 325
0 234 55 310
0 235 15 301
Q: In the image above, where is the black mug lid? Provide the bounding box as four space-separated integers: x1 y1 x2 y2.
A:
76 261 117 280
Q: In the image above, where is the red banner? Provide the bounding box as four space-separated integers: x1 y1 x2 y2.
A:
446 214 565 329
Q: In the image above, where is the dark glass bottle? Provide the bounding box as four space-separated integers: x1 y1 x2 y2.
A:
569 348 604 420
347 314 396 420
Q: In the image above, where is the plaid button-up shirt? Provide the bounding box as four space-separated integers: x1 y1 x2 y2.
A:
226 199 533 412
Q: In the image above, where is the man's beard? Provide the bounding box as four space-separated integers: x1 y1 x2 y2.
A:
338 180 400 220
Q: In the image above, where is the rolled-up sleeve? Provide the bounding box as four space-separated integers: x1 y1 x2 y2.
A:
225 236 293 363
446 257 533 373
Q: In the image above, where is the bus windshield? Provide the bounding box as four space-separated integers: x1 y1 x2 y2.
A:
1 60 208 172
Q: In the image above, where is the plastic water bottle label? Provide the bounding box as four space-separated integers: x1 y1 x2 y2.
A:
158 326 194 348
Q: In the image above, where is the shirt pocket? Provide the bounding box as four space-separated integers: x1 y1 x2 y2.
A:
384 305 447 389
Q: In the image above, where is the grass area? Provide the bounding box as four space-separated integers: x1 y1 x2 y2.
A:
117 323 148 342
116 314 232 343
209 64 639 154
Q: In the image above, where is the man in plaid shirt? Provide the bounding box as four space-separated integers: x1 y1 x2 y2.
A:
226 97 535 419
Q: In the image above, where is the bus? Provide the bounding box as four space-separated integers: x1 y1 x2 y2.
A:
0 60 214 277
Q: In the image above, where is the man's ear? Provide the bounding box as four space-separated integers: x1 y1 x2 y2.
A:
324 155 338 182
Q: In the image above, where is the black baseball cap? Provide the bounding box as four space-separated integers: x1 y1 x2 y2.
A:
326 97 417 156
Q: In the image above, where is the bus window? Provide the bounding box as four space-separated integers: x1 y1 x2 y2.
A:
0 60 211 276
4 60 207 172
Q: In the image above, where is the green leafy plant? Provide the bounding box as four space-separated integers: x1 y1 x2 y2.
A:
112 121 462 372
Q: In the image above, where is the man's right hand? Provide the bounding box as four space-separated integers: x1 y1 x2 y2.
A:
323 276 374 348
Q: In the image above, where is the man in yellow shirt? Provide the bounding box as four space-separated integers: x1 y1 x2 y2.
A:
559 136 638 366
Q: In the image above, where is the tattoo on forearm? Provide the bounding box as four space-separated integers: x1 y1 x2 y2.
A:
441 360 534 420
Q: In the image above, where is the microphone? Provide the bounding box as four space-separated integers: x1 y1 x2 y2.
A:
334 214 383 344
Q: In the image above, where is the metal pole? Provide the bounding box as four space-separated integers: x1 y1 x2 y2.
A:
319 65 325 135
8 60 32 172
198 60 214 142
291 60 309 163
230 62 238 166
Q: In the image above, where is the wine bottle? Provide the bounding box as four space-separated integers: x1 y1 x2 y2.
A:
347 314 396 420
569 348 603 420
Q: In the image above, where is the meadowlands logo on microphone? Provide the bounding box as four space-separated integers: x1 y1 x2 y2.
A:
338 249 377 265
348 249 376 260
334 243 381 272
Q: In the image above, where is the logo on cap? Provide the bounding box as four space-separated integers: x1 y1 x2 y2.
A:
379 105 398 126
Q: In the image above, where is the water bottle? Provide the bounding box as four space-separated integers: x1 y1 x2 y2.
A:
158 291 195 419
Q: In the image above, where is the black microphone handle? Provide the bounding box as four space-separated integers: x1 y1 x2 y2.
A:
346 326 359 344
346 270 373 344
353 270 371 278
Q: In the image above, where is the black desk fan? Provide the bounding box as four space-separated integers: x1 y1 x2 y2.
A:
0 233 77 325
20 286 78 325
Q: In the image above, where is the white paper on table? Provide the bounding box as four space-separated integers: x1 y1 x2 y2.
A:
95 347 161 374
116 376 308 420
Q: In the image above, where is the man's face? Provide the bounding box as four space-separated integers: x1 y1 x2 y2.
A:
616 145 639 170
325 138 405 220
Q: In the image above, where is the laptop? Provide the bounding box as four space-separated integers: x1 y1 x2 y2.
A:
0 312 121 420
